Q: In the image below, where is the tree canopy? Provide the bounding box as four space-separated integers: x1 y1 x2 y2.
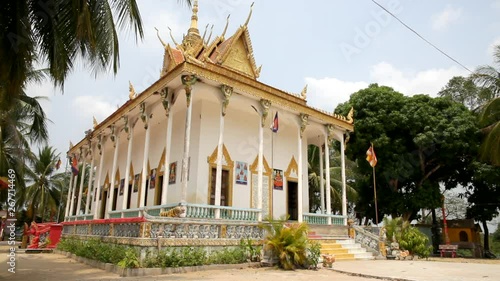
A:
335 84 479 222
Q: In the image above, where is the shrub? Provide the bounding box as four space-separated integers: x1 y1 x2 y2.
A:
118 249 140 268
384 217 432 259
239 238 262 262
260 217 309 270
306 241 321 269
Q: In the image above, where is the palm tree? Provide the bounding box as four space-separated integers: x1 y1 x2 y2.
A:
23 146 66 222
0 0 146 111
308 144 359 214
0 84 49 210
471 44 500 166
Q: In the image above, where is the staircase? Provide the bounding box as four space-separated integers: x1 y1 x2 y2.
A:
308 225 374 261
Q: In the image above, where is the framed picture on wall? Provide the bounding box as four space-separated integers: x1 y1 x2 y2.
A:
169 161 177 184
235 161 248 185
119 179 125 195
273 169 283 190
133 174 140 192
150 168 157 189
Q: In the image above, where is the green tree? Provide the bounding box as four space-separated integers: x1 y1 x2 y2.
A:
438 76 493 110
0 0 146 111
308 144 359 214
471 45 500 166
335 84 478 223
23 146 66 222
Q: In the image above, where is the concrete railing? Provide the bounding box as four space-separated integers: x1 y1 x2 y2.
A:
303 213 346 225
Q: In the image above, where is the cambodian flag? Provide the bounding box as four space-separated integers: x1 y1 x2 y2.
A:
270 112 279 133
71 156 79 176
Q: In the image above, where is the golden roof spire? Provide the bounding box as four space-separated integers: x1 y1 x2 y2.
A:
188 0 200 36
243 2 255 28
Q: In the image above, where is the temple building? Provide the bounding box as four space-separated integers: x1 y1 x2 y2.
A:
64 1 354 226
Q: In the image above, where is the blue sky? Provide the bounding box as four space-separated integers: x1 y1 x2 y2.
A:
28 0 500 226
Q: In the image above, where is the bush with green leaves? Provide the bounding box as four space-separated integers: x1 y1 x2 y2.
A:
57 237 134 265
118 249 140 268
239 238 262 262
383 217 432 258
306 241 321 269
260 217 310 270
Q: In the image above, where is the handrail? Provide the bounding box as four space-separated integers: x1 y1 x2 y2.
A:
352 225 381 254
303 213 346 225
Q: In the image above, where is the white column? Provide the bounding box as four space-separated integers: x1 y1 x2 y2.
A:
319 145 325 214
76 156 87 215
297 128 304 223
325 134 331 225
214 114 224 218
340 136 347 225
139 126 150 208
161 112 173 205
122 129 134 210
107 134 120 216
94 140 106 219
181 75 197 203
257 121 264 221
65 173 74 218
85 150 95 215
69 175 78 216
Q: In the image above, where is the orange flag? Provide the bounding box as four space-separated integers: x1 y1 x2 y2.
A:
366 144 377 167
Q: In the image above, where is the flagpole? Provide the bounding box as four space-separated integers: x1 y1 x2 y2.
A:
57 155 70 223
373 165 378 225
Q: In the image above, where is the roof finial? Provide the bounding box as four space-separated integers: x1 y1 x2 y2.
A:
168 27 180 47
189 0 200 35
221 14 230 40
243 2 254 28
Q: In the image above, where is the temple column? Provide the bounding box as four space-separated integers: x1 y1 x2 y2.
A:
139 102 151 208
65 169 74 218
258 99 271 221
340 134 347 225
325 125 334 225
76 149 87 215
107 125 119 216
94 135 106 219
298 114 308 223
160 88 173 205
69 174 78 216
122 116 133 211
85 145 95 215
214 85 233 219
319 145 325 214
180 75 197 202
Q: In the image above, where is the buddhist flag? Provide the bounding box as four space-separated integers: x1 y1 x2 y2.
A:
0 176 9 190
270 112 279 133
71 156 79 176
366 144 377 167
55 158 62 170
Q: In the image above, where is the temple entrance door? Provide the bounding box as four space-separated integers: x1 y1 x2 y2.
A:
155 176 163 206
210 168 229 206
126 184 132 209
112 187 118 210
287 181 298 221
100 190 108 219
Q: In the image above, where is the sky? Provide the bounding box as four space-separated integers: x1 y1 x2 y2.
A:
28 0 500 228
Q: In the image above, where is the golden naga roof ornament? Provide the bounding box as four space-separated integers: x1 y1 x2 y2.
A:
129 81 136 100
221 14 230 41
243 2 255 28
346 107 354 124
300 84 308 100
154 27 168 49
168 27 181 49
93 116 98 129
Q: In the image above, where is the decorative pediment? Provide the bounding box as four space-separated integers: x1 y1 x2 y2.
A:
285 156 298 179
207 144 234 168
249 155 272 175
103 172 110 190
161 44 185 76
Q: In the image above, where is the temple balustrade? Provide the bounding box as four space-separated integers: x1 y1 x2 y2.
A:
303 213 346 225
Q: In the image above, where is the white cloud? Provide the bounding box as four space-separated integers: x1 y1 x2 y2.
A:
306 62 468 112
305 77 368 112
431 5 462 31
72 95 121 122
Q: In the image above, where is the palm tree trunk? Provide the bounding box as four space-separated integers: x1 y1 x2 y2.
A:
40 185 45 223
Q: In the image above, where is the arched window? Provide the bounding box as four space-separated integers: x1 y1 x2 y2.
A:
459 231 469 242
